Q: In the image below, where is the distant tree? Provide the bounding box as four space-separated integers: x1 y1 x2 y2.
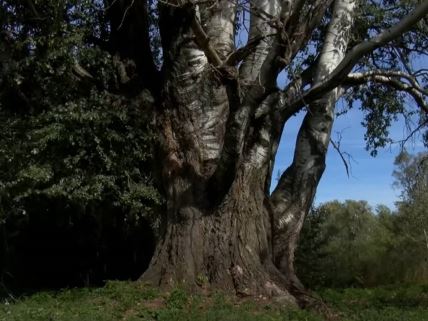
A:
297 200 392 288
1 0 428 304
295 205 329 288
297 155 428 288
392 151 428 282
394 151 428 203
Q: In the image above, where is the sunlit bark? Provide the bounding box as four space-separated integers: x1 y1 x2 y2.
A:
119 0 428 305
271 0 357 298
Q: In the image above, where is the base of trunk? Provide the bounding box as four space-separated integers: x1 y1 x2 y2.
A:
140 213 297 306
140 165 322 306
140 173 300 305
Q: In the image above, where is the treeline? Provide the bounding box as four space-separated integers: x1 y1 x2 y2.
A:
0 1 162 291
296 151 428 288
0 86 162 290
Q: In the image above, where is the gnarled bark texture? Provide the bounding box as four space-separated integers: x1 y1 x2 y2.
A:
271 0 356 297
140 0 358 304
101 0 428 306
141 2 297 301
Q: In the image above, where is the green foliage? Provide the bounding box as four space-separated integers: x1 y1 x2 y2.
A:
0 281 323 321
320 285 428 321
0 0 163 229
296 200 393 288
297 152 428 288
1 1 108 111
0 92 161 227
0 0 162 289
2 282 428 321
391 151 428 282
0 281 161 321
356 84 405 156
166 288 189 310
343 0 428 155
294 205 329 287
393 150 428 202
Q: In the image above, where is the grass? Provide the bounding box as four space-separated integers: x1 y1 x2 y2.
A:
319 285 428 321
1 282 428 321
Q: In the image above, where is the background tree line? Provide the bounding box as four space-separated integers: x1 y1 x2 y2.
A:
296 151 428 289
0 0 162 291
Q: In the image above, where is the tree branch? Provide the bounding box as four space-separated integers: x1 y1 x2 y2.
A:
392 118 428 147
106 0 160 94
346 71 428 113
203 0 237 59
157 0 237 67
239 0 282 82
284 1 428 115
330 137 351 178
351 70 427 93
270 0 357 281
224 34 275 67
72 62 94 81
190 12 223 66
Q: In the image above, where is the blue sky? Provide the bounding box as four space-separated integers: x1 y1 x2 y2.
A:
272 107 425 210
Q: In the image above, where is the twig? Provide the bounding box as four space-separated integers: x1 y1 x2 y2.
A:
190 12 223 66
224 34 276 66
330 138 351 178
392 118 428 148
117 0 135 30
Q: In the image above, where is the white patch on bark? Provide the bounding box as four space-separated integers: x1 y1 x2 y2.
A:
240 0 281 81
202 115 218 130
232 265 244 276
316 0 357 81
171 38 230 166
206 0 236 58
302 159 316 171
278 214 293 229
247 127 271 168
264 281 286 297
199 82 229 162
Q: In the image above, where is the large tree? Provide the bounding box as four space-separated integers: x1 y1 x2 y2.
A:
1 0 428 305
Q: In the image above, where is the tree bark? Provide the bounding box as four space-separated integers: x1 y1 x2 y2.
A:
271 0 357 299
142 165 296 303
139 5 293 301
139 0 359 304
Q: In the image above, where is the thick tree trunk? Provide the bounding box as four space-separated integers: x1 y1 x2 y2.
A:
139 4 297 302
142 166 295 303
139 0 356 306
132 0 428 307
270 0 357 300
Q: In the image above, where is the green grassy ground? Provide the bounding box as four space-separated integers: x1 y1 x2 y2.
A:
1 282 428 321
